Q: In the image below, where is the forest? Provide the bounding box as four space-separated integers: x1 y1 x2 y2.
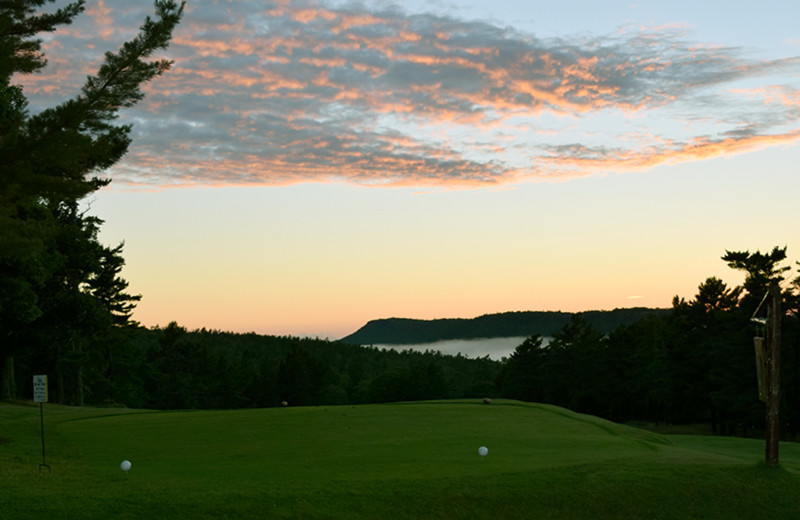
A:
9 324 500 409
2 2 800 440
496 269 800 437
3 245 800 441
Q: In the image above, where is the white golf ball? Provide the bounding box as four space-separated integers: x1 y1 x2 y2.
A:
478 446 488 457
120 460 132 472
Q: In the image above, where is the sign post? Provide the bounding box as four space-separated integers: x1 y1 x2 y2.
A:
33 375 50 472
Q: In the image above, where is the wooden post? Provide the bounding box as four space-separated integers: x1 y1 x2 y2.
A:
764 281 782 466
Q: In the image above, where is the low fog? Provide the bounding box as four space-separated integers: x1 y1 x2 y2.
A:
374 336 552 361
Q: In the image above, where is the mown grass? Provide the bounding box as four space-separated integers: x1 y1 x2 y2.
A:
2 399 799 519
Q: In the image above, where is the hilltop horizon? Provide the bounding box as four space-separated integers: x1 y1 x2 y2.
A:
339 307 669 344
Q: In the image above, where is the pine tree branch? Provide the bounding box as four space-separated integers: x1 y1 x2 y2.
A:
80 1 185 119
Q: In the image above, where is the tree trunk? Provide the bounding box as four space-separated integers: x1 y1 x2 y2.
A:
58 370 64 404
70 331 85 407
77 364 84 407
1 355 15 400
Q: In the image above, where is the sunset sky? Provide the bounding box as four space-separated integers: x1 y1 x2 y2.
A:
19 0 800 339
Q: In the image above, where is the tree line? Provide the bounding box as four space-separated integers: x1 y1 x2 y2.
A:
9 322 500 409
6 245 800 443
498 246 800 437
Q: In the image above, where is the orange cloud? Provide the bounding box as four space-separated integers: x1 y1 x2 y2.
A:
17 0 800 189
536 130 800 179
330 13 384 34
291 8 338 24
86 1 115 40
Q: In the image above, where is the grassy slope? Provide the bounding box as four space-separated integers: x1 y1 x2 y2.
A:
2 400 800 519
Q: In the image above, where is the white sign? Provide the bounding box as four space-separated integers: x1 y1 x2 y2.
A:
33 375 48 403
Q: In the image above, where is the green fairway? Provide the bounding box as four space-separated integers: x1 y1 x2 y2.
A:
2 400 800 519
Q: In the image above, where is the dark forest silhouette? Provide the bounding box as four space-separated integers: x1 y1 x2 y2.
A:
5 246 800 440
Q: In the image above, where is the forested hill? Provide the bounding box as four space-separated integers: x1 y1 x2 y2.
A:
340 308 669 344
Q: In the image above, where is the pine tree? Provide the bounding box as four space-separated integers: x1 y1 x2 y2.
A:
1 1 184 401
722 246 790 313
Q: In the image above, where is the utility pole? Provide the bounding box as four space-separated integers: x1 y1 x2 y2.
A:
764 281 782 466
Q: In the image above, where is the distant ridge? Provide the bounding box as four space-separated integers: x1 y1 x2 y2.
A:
339 308 669 345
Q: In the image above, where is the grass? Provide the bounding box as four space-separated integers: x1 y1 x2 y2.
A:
2 399 800 519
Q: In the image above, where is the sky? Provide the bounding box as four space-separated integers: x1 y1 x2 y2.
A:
17 0 800 339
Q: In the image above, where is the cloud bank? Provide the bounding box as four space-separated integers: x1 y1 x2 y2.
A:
18 0 800 187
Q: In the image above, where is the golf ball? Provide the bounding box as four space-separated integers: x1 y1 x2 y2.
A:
478 446 488 457
120 460 131 472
